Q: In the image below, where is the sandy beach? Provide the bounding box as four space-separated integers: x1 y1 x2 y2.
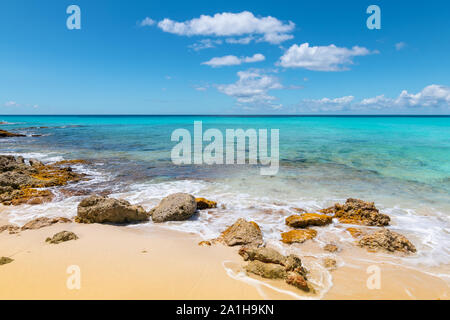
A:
1 213 448 300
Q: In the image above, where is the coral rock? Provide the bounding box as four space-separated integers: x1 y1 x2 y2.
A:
221 218 263 247
150 193 197 223
285 213 332 228
358 229 416 254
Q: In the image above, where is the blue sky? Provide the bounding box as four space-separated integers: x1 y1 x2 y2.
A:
0 0 449 114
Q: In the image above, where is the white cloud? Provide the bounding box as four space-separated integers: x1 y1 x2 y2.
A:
4 101 20 107
225 36 255 44
297 85 450 112
278 43 373 71
140 17 156 26
188 39 223 51
202 53 265 67
156 11 295 44
395 42 406 51
216 70 283 108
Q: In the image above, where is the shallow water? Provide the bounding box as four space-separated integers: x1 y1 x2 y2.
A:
1 115 449 290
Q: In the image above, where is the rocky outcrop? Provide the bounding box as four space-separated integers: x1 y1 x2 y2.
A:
358 229 416 254
240 246 312 292
285 213 332 228
220 218 263 247
281 229 317 244
0 155 86 205
195 197 217 210
46 231 78 244
320 198 390 227
150 193 197 223
21 217 71 230
0 130 25 138
0 257 14 265
76 195 149 224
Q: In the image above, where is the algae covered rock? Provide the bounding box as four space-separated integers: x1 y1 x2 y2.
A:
150 193 197 223
77 195 149 224
221 218 263 247
195 197 217 210
281 229 317 244
46 231 78 244
285 213 332 228
358 229 416 254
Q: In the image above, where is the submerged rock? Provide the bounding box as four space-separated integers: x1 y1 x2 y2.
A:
320 198 390 227
150 193 197 223
323 258 337 270
245 260 287 279
358 229 416 254
220 218 263 247
281 229 317 244
0 257 14 265
195 197 217 210
76 195 149 224
285 213 332 228
46 231 78 244
21 217 71 230
0 130 25 138
346 227 365 239
323 243 339 253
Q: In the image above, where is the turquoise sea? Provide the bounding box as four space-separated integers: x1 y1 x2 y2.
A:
1 115 450 287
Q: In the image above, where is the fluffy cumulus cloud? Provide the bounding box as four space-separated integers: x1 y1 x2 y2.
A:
216 70 283 108
143 11 294 44
297 85 450 112
202 53 265 67
278 43 373 71
140 17 156 26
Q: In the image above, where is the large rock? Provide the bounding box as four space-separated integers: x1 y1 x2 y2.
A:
358 229 416 254
281 229 317 244
0 171 36 189
239 247 286 265
76 195 149 224
285 213 332 228
150 193 197 223
245 260 287 279
221 218 263 247
320 198 390 227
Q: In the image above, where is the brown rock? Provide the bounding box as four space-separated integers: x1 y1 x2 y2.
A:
284 254 308 275
195 197 217 210
0 224 20 234
238 247 286 265
0 257 14 265
21 216 71 230
285 213 332 228
323 243 339 252
286 272 310 292
281 229 317 244
0 130 25 138
45 231 78 244
76 195 149 224
198 240 212 246
323 258 337 270
220 218 263 247
358 229 416 254
150 193 197 223
245 260 287 279
323 198 390 227
346 227 365 239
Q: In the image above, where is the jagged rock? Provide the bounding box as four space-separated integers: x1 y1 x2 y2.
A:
21 217 71 230
320 198 390 227
195 197 217 210
46 231 78 244
285 254 308 275
76 195 149 224
150 193 197 223
286 272 310 292
281 229 317 244
0 224 20 234
245 260 287 279
323 258 337 270
358 229 416 254
0 257 14 265
239 247 286 265
285 213 332 228
220 218 263 247
323 243 339 252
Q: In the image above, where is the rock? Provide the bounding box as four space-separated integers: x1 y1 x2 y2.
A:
0 130 25 138
284 254 308 275
76 195 149 224
195 197 217 210
46 231 78 244
323 243 339 253
286 272 310 292
0 224 20 234
198 240 211 246
281 229 317 244
245 260 287 279
0 257 14 265
238 247 286 265
220 218 263 247
346 227 365 239
21 216 71 230
323 258 337 270
150 193 197 223
321 198 390 227
10 188 54 205
0 171 36 189
358 229 416 254
285 213 332 228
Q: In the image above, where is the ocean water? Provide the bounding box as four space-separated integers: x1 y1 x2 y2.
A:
1 115 450 292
